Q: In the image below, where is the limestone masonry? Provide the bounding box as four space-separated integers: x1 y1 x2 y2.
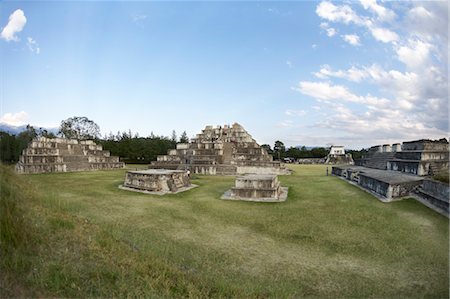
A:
16 137 124 174
332 138 449 217
151 123 289 175
120 169 194 194
221 174 288 202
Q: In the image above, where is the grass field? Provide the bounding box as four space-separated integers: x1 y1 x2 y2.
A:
1 164 448 297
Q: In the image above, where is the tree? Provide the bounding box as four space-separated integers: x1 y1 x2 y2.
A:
171 130 177 143
273 140 286 160
179 131 189 143
59 117 100 140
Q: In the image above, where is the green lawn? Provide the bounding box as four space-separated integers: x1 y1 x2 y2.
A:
1 164 448 298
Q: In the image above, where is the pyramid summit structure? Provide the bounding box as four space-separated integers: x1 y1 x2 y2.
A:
151 123 289 175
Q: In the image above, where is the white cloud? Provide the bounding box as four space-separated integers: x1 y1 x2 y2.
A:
295 81 389 107
1 9 27 42
302 1 449 146
285 109 306 117
359 0 396 22
370 27 398 43
320 22 337 37
316 1 364 25
317 1 399 45
0 111 29 126
286 60 293 68
396 39 432 70
26 37 40 54
131 14 147 26
342 34 361 46
277 120 294 128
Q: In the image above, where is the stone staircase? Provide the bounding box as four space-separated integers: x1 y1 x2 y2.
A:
361 152 396 170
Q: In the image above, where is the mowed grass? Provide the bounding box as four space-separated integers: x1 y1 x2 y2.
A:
2 164 448 297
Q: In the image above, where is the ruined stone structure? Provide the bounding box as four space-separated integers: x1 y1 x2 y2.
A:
357 139 448 175
387 139 449 176
151 123 289 175
333 138 449 217
120 169 194 194
221 174 288 202
15 137 124 174
325 145 354 165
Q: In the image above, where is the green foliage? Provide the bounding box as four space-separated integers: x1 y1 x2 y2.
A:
99 131 176 164
59 116 100 140
433 170 449 184
179 131 189 143
0 164 30 252
273 140 286 160
0 125 37 163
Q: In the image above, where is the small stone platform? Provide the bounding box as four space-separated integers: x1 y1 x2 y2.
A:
332 165 423 202
119 169 196 195
221 174 288 202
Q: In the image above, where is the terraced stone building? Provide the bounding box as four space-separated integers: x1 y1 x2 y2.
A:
16 137 124 174
151 123 289 175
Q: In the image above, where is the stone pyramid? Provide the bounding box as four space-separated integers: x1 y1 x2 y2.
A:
151 123 289 175
16 137 124 174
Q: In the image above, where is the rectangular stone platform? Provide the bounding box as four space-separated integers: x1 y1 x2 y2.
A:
332 165 423 201
121 169 195 194
221 174 288 202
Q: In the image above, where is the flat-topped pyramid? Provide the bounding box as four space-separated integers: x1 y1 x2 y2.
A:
16 137 124 174
151 123 289 175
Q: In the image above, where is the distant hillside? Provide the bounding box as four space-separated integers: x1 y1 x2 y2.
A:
0 123 59 136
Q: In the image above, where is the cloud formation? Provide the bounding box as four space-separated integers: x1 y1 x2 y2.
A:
26 37 40 54
294 0 448 146
1 9 27 42
342 34 361 46
0 111 29 126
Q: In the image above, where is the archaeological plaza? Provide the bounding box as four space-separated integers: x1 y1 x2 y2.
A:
14 123 449 215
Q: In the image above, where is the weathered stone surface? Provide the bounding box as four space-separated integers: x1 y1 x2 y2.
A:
332 165 448 217
120 169 194 194
410 179 449 216
325 146 354 165
15 137 124 174
151 123 290 175
356 138 449 175
221 174 288 202
332 165 423 201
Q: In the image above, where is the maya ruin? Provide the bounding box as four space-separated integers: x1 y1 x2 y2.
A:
120 169 196 195
221 174 288 202
15 137 124 174
151 123 290 175
332 139 449 216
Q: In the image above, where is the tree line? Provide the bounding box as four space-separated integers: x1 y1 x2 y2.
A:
0 117 190 164
262 141 367 161
0 116 367 164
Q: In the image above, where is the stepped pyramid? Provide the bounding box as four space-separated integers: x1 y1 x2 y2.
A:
16 137 124 174
151 123 289 175
387 139 449 176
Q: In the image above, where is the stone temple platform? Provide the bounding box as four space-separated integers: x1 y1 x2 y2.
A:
221 174 288 202
332 165 423 202
119 169 196 195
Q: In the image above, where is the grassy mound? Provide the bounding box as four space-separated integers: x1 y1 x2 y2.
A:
1 164 448 297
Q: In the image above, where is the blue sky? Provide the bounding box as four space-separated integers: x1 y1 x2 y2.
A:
1 1 448 149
